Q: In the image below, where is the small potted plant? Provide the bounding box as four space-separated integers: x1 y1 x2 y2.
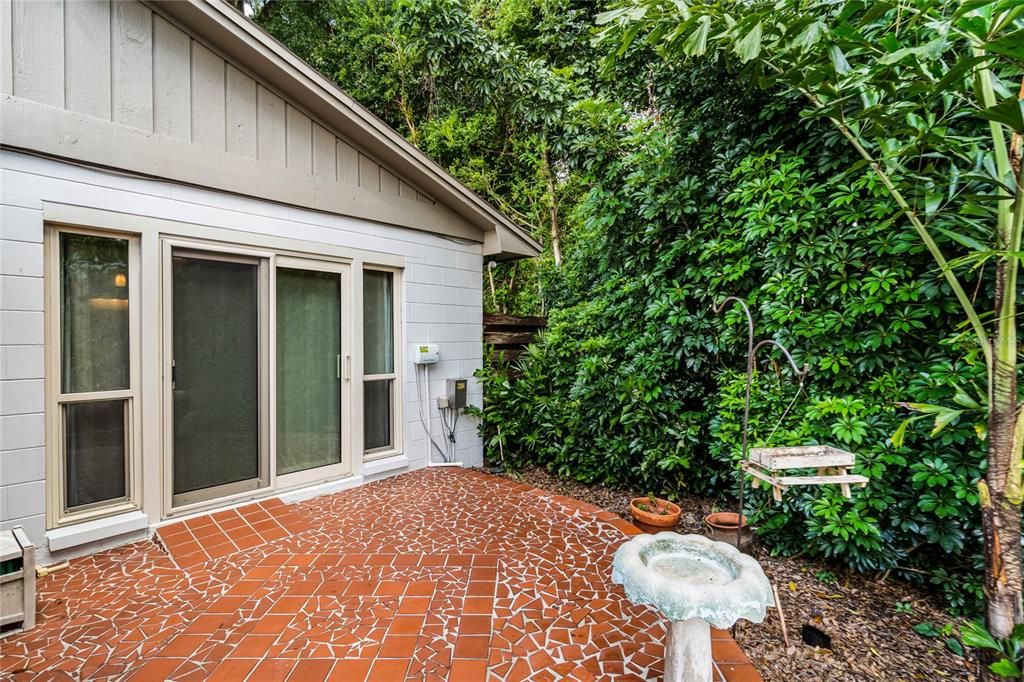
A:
629 494 682 528
704 511 754 550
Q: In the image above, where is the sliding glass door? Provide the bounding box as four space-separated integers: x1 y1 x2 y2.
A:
275 258 350 487
167 247 268 507
163 244 350 511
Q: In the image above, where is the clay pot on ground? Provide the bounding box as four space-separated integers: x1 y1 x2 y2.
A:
629 497 681 529
704 512 755 551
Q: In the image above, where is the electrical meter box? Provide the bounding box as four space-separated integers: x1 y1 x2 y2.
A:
446 378 468 409
414 344 440 365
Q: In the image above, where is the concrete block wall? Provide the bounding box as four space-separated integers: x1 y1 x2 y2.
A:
0 149 485 555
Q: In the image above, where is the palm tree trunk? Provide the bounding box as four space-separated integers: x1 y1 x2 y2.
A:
980 88 1024 676
982 351 1023 642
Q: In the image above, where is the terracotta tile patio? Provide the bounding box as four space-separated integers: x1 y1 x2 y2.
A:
0 468 761 681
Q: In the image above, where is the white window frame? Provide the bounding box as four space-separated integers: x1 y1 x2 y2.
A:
272 256 354 491
160 238 274 513
362 265 403 461
44 224 142 529
40 202 408 521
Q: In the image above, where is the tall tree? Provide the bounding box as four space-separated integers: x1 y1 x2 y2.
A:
249 0 591 311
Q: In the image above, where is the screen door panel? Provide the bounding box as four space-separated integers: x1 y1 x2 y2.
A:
276 267 343 475
172 253 262 501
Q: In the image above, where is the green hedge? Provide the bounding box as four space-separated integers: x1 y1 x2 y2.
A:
475 79 988 614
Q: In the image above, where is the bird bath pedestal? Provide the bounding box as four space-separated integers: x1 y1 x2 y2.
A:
612 532 773 682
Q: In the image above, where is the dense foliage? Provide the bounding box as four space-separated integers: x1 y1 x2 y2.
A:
478 75 989 611
248 0 596 313
250 0 1023 615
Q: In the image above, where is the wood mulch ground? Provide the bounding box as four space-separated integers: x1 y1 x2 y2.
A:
494 466 979 682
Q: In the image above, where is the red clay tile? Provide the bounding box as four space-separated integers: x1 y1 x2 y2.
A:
719 663 762 682
366 658 410 682
344 580 376 596
712 637 749 663
286 554 315 566
4 469 763 682
466 581 495 597
233 534 263 551
270 596 308 614
288 659 334 680
459 615 492 635
156 634 208 658
405 580 436 596
127 657 184 681
463 597 493 614
449 659 488 682
374 580 405 596
226 580 263 596
252 614 293 635
207 596 247 613
233 634 276 658
208 658 258 681
389 615 425 635
469 567 497 581
378 635 417 658
397 596 431 614
454 635 490 659
250 658 297 681
327 659 371 681
185 614 228 635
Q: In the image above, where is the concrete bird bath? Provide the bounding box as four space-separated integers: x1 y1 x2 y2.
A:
612 532 773 682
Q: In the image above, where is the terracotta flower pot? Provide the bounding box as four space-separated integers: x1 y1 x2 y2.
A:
629 497 681 528
704 512 754 551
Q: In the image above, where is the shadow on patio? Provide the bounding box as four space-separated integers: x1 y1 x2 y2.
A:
1 468 760 681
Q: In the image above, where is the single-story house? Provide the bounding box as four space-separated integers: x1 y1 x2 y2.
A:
0 0 540 564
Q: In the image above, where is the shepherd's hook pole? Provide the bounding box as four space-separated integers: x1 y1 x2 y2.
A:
713 298 808 549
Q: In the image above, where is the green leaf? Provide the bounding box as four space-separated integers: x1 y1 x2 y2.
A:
617 24 642 57
977 96 1024 134
682 16 712 57
952 390 981 409
792 20 827 51
983 28 1024 60
932 226 987 252
878 38 948 64
595 6 646 26
914 622 940 637
990 659 1023 678
945 637 964 656
931 408 963 436
734 22 763 62
829 44 851 74
892 417 916 448
961 621 1000 650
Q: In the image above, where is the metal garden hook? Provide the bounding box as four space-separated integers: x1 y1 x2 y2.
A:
713 297 809 549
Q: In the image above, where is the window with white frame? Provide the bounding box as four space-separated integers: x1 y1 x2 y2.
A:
49 227 140 524
363 268 397 456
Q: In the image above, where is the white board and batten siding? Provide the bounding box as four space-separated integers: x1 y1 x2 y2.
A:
0 0 488 561
0 0 437 205
0 150 485 563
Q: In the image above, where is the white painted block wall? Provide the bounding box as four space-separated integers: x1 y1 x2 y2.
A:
0 150 484 557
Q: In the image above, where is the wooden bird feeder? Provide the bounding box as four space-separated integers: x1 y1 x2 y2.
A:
743 445 868 501
713 296 873 536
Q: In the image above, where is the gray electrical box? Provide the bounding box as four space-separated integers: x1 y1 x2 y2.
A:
446 378 468 409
